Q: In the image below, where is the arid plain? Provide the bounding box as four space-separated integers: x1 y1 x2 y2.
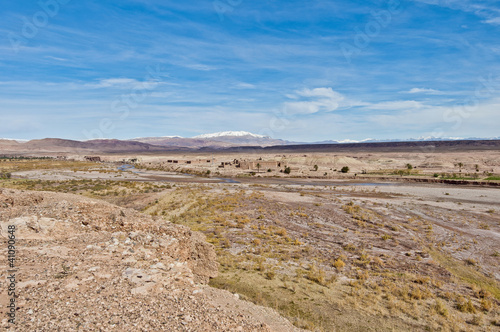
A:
1 147 500 331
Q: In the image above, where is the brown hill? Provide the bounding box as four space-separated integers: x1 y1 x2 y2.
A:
0 138 166 154
2 137 500 155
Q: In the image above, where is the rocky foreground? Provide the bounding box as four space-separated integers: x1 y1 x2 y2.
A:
0 189 302 331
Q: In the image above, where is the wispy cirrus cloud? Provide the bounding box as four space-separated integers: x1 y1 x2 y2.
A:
84 78 162 89
413 0 500 26
403 88 445 95
367 100 426 111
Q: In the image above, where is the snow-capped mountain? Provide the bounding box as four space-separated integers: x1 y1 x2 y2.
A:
193 131 268 139
322 138 375 144
0 138 29 142
131 131 287 148
315 136 499 144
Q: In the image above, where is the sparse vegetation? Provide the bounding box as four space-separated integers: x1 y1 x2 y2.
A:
485 176 500 181
4 157 500 331
0 172 11 179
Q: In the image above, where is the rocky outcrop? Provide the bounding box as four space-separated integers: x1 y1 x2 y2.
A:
0 188 218 283
0 189 302 331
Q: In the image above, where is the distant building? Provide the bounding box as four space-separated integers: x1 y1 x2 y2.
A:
84 156 102 162
239 160 281 170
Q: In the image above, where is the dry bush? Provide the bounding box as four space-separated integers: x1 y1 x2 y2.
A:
265 270 276 280
275 227 287 237
333 258 345 271
480 298 493 312
306 264 326 286
464 258 477 266
457 297 476 313
434 299 448 317
381 234 392 241
343 243 356 252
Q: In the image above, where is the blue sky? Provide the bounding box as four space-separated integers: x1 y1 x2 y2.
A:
1 0 499 142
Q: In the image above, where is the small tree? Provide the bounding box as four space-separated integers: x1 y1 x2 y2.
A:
341 166 349 173
0 172 11 179
313 165 318 171
284 167 291 174
406 164 413 170
456 162 464 172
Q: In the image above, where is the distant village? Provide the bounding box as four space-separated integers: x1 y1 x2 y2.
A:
79 155 290 174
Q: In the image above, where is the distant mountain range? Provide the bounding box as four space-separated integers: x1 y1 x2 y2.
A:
1 131 500 154
0 138 163 154
132 131 500 147
130 131 289 148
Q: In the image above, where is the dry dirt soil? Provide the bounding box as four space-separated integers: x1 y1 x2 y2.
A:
0 156 499 331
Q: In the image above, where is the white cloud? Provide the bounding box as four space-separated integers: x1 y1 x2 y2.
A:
369 100 425 111
283 87 345 115
88 78 139 88
44 56 68 62
483 17 500 25
413 0 500 26
235 82 256 89
85 78 161 89
405 87 444 95
185 64 217 71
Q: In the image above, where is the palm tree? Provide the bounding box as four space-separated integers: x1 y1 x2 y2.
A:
456 162 464 173
256 163 261 173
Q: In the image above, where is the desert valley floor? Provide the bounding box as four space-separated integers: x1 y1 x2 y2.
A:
0 152 499 331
